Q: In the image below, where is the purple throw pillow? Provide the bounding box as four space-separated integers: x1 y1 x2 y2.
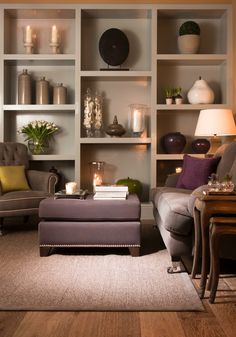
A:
176 154 221 190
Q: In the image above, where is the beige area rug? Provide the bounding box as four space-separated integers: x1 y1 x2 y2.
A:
0 223 204 311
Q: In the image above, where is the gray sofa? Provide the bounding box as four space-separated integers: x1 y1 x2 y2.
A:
151 141 236 272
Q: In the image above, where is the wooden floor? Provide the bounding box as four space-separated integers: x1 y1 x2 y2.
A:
0 276 235 337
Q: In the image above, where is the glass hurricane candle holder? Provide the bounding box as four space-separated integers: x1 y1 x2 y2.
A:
89 161 105 192
129 104 147 137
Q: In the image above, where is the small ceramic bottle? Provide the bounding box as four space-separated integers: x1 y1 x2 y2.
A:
36 77 49 104
53 83 67 104
18 69 32 104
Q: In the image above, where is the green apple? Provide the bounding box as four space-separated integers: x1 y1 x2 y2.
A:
116 177 142 199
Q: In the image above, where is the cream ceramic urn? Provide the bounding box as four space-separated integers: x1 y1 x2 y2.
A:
187 77 214 104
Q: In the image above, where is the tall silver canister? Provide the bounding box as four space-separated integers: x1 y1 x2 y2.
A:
36 77 49 104
53 83 67 104
18 69 32 104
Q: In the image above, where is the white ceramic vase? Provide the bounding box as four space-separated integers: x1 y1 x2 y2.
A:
187 77 214 104
178 34 200 54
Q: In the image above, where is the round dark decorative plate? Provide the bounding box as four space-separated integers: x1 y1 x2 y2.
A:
99 28 129 67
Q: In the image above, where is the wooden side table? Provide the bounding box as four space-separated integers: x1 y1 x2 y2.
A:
191 193 236 299
208 217 236 303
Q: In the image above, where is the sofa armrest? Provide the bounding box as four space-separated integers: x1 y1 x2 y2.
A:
165 173 180 187
187 184 208 216
26 170 58 194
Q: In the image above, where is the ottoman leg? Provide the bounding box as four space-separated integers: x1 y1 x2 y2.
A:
129 247 140 257
40 247 51 257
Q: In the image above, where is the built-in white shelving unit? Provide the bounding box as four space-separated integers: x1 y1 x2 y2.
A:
0 4 233 210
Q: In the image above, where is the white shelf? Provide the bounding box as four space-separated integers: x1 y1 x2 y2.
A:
29 154 75 161
156 154 206 160
156 54 228 65
80 137 152 144
4 54 76 61
80 71 152 78
4 104 76 111
156 104 230 111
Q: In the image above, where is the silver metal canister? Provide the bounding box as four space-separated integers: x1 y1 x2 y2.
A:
53 83 67 104
18 69 32 104
36 77 49 104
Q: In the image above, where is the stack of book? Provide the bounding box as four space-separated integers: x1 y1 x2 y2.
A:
93 185 129 200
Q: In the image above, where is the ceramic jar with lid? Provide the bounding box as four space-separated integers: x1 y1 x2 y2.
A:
36 77 49 104
53 83 67 104
105 116 126 137
18 69 32 104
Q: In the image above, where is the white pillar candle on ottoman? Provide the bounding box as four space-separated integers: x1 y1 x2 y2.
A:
65 182 77 194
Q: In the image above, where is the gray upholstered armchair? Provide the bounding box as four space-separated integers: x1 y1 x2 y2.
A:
0 142 58 234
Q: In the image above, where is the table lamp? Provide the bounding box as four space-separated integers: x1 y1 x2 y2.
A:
194 109 236 154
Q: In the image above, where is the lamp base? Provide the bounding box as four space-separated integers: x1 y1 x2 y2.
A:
207 136 222 155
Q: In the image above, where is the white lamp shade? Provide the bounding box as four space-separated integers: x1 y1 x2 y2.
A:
194 109 236 136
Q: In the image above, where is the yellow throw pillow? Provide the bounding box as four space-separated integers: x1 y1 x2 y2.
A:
0 166 30 193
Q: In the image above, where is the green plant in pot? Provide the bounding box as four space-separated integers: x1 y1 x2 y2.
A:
178 20 200 54
164 87 173 105
116 177 142 199
173 87 183 105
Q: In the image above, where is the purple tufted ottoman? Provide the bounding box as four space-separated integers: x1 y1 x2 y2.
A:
38 194 141 257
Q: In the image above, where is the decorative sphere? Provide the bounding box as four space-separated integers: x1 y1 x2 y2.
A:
162 132 186 154
116 177 142 199
191 138 210 154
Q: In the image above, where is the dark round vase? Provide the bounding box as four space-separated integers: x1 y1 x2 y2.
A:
191 138 210 154
162 132 186 154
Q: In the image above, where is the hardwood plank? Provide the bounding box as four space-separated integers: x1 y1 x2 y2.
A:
69 312 141 337
11 312 77 337
140 312 185 337
68 312 141 337
178 300 228 337
207 278 236 337
0 312 26 337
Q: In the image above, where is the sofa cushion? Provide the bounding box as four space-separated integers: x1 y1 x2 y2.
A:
152 188 193 236
176 155 221 190
0 165 30 193
151 186 191 206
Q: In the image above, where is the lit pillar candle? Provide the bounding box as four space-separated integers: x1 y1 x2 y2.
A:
93 173 102 189
65 182 77 194
51 25 58 43
25 25 32 43
132 109 143 133
175 167 182 173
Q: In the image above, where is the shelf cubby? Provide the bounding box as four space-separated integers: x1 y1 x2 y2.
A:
156 60 228 105
81 143 151 201
4 60 75 105
81 8 152 71
4 8 76 55
4 110 75 157
81 76 151 138
157 8 229 55
156 109 202 154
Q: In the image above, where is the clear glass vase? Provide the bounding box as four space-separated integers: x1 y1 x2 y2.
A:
28 139 49 155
